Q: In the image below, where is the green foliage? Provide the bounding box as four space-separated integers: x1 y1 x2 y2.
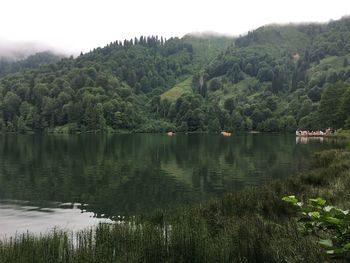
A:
283 196 350 257
320 82 349 128
0 36 198 133
209 78 222 91
181 34 233 69
224 97 235 113
207 117 221 132
2 18 350 133
160 77 192 102
0 51 62 77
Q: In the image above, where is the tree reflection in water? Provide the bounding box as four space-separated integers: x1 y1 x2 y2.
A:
0 133 342 218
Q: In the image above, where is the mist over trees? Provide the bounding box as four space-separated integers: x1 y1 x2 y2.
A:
0 18 350 133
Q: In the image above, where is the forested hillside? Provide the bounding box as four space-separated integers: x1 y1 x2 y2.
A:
0 18 350 133
189 17 350 132
0 51 62 77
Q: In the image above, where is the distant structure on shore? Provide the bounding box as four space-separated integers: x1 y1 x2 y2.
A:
296 128 334 137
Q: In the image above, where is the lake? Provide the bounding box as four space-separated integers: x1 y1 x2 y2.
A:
0 133 343 237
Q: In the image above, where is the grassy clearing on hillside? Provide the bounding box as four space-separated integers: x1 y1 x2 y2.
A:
1 149 350 262
208 76 260 107
307 55 350 80
245 25 311 52
160 77 192 102
181 35 233 68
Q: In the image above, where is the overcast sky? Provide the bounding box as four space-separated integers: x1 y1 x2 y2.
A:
1 0 350 56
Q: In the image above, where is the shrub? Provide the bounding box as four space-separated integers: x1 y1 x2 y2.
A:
283 196 350 259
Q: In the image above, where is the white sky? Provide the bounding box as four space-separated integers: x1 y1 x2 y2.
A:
1 0 350 55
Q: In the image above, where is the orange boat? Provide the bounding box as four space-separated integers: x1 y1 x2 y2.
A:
221 131 232 137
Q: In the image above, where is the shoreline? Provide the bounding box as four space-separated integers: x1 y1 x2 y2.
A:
0 130 348 135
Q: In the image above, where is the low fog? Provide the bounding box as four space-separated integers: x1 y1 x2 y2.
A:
0 39 69 61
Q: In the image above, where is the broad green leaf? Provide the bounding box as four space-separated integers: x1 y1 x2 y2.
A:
282 196 298 204
323 216 341 225
308 211 320 218
344 243 350 250
319 239 333 248
333 248 346 254
309 198 326 206
335 208 349 215
323 206 334 212
296 202 303 207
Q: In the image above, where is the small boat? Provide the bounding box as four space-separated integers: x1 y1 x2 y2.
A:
167 131 175 136
221 131 232 137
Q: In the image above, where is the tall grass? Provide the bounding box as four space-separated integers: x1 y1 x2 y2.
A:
1 149 350 262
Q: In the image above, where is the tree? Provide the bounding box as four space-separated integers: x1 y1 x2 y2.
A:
227 63 243 83
281 115 297 132
326 70 339 83
340 87 350 124
257 66 273 82
41 97 56 128
266 96 278 111
84 103 106 131
177 121 188 132
209 79 222 91
150 96 161 114
208 118 221 132
2 92 21 120
240 117 252 130
160 99 171 118
244 63 254 76
63 102 83 124
17 116 28 133
258 118 281 132
192 75 208 98
299 112 322 130
271 66 286 93
231 112 243 130
308 86 322 102
32 84 49 107
251 108 272 129
224 98 235 113
0 118 4 132
297 98 313 120
183 109 203 131
319 82 347 128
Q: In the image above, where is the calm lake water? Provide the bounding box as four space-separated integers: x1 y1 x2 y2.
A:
0 133 343 237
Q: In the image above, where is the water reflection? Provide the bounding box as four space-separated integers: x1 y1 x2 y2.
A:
296 136 327 144
0 200 112 238
0 133 342 222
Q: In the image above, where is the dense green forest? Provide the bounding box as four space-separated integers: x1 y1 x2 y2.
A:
0 51 62 77
0 18 350 133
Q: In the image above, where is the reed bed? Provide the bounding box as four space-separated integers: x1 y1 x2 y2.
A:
1 149 350 262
